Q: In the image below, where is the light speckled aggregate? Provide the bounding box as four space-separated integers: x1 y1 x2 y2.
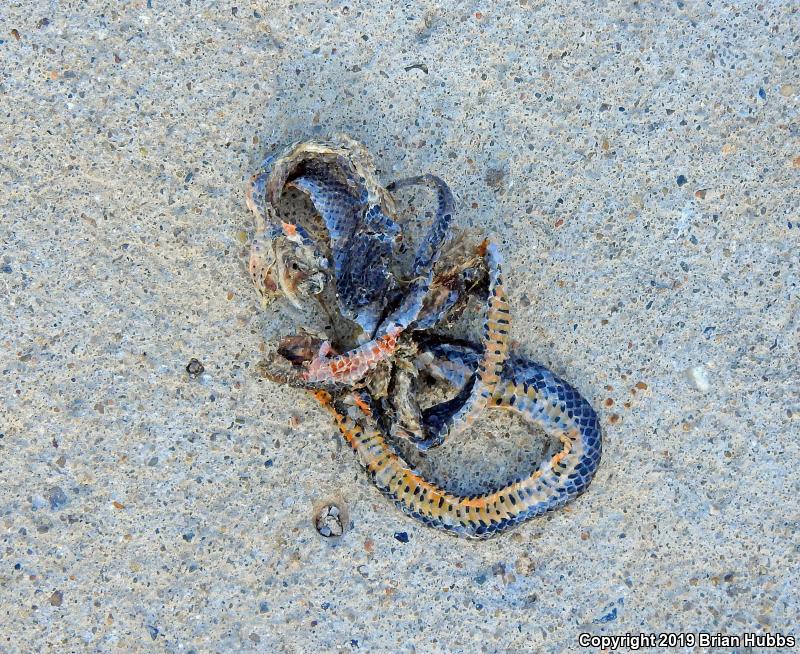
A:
1 1 798 652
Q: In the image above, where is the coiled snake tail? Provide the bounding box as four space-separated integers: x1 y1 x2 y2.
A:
312 349 601 539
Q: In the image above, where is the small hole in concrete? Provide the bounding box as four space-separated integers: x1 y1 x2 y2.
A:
314 500 348 538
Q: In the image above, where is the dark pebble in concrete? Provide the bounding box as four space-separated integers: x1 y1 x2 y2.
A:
49 486 68 510
186 358 204 377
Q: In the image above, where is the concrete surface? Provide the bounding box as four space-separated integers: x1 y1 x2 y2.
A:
1 1 798 652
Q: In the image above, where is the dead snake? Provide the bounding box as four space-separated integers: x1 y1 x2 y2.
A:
246 133 602 539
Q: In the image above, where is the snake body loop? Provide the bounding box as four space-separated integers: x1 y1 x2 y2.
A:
315 346 601 539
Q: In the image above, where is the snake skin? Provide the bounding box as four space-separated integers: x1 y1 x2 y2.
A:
269 139 401 334
247 133 603 538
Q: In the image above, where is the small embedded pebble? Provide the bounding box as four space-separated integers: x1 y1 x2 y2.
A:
49 590 63 607
676 174 688 186
49 486 68 510
686 365 711 392
593 606 618 623
404 62 428 74
186 358 204 377
393 531 409 543
146 625 159 640
515 554 533 575
484 167 505 189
